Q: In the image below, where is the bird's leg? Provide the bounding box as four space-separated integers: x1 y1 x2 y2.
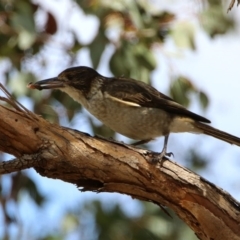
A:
132 139 153 146
158 134 173 159
142 135 174 164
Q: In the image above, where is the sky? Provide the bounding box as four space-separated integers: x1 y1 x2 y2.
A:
1 0 240 239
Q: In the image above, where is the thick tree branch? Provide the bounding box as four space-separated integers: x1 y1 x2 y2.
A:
0 84 240 240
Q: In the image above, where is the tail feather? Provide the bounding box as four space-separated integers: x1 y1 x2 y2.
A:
194 122 240 147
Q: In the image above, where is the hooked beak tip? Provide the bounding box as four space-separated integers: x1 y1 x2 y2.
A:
27 82 40 90
27 78 64 90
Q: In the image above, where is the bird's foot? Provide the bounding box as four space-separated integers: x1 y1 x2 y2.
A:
148 151 174 164
165 152 174 158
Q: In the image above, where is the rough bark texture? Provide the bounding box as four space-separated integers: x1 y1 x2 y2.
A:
0 85 240 240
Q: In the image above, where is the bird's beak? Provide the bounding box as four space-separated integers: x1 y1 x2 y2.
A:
27 78 64 90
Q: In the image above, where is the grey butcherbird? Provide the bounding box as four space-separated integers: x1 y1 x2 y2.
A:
28 66 240 160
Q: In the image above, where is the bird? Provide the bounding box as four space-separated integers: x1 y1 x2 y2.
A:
27 66 240 160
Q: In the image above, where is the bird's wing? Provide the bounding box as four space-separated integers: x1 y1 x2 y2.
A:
103 77 210 123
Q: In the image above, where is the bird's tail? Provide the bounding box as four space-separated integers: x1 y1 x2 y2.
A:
194 122 240 147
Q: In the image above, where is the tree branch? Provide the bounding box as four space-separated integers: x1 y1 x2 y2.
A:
0 154 45 174
228 0 240 12
0 84 240 240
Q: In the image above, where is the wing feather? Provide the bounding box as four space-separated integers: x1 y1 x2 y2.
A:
102 77 210 123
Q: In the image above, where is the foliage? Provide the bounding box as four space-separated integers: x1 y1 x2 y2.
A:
0 0 237 239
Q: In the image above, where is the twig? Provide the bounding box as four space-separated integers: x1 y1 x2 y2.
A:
0 83 37 120
228 0 240 12
0 154 44 174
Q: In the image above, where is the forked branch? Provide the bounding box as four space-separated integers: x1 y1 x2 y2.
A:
0 84 239 240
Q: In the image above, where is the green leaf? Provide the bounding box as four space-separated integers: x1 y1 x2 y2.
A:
171 22 195 50
199 91 209 109
24 177 45 206
38 104 60 124
109 43 131 77
134 44 156 71
110 41 156 82
12 173 45 206
201 6 234 37
10 1 36 34
61 213 79 233
170 77 195 107
18 30 36 50
53 91 81 121
70 36 83 53
186 149 208 170
89 30 107 69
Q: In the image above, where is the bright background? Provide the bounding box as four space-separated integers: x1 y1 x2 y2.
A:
0 0 240 239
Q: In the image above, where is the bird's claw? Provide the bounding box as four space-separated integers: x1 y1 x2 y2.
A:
165 152 174 158
148 151 174 164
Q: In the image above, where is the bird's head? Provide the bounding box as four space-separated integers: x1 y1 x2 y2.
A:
28 66 100 94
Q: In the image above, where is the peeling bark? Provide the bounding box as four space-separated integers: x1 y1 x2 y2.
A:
0 84 240 240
